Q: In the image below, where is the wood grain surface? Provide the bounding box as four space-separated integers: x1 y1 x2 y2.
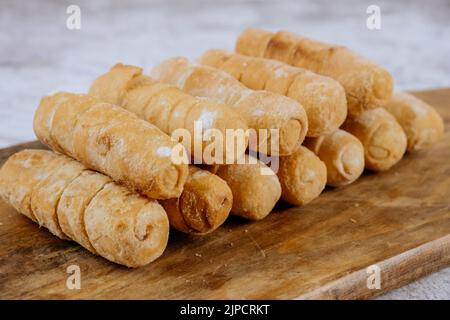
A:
0 89 449 300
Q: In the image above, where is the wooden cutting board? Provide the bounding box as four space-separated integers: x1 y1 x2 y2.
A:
0 88 449 300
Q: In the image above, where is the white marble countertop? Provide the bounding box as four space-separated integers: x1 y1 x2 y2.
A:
0 0 449 299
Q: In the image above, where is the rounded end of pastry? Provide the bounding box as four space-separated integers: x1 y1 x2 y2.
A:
152 162 189 200
385 92 444 152
408 108 445 152
33 92 75 152
290 76 348 138
0 149 60 222
130 201 170 267
210 109 249 164
366 122 407 171
234 172 281 221
179 183 232 234
329 142 365 187
312 130 364 187
204 156 282 221
279 147 327 205
278 118 307 156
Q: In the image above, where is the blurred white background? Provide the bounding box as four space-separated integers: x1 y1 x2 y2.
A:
0 0 449 299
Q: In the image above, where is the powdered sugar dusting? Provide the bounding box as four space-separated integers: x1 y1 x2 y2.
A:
155 146 172 157
191 170 209 179
408 98 428 116
305 169 316 180
252 108 265 116
274 67 289 78
197 109 218 129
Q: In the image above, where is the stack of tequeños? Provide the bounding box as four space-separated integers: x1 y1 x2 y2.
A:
0 28 443 267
